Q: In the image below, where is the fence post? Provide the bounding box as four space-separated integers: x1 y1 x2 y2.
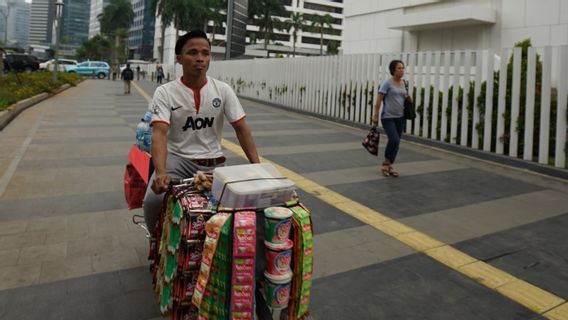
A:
422 52 432 138
495 48 509 155
523 47 537 161
431 51 442 140
450 51 461 144
483 49 495 151
472 50 483 149
539 46 552 164
555 45 568 168
460 50 472 146
509 47 522 157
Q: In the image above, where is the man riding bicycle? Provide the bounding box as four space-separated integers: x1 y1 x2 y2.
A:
143 30 260 233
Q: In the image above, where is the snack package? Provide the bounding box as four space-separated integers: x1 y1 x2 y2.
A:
197 213 233 319
230 211 256 320
192 213 231 309
287 204 314 319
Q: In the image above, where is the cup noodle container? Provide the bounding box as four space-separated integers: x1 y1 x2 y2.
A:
264 239 293 276
264 270 293 310
264 207 293 244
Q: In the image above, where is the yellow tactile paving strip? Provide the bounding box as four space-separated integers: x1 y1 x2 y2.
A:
136 85 567 319
222 138 567 319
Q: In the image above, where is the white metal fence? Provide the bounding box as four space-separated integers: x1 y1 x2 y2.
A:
207 46 568 169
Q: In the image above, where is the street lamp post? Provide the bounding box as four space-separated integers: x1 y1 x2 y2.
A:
52 0 64 83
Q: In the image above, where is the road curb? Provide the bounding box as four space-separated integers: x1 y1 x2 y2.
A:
0 81 79 131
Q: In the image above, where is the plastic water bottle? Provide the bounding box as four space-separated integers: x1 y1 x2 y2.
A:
136 120 149 151
143 111 153 123
143 126 152 152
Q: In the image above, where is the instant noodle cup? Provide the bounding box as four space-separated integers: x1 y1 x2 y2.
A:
264 207 293 243
264 240 293 276
264 271 293 310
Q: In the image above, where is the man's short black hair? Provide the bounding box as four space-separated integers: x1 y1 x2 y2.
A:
389 60 404 76
175 30 211 55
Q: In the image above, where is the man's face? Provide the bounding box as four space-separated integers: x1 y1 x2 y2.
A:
176 37 211 77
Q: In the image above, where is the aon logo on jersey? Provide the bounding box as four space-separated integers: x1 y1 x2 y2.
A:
182 116 214 131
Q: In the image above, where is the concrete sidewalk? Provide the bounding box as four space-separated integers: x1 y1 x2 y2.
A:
0 78 567 319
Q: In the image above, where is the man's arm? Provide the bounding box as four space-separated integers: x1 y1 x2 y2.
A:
150 122 171 193
231 118 260 163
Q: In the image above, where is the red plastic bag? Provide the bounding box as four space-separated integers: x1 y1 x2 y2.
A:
124 163 147 210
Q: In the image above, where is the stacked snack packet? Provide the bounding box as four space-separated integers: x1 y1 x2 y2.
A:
287 202 314 319
230 211 257 320
153 188 213 319
192 213 232 318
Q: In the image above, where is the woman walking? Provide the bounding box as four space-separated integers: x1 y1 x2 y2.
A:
371 60 412 177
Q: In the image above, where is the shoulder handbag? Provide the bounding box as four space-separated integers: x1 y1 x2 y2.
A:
403 81 416 120
362 126 380 156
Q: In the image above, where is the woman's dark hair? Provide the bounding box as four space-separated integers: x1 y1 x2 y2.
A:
389 60 404 76
175 30 211 55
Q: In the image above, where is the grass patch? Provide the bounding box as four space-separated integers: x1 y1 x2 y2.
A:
0 71 82 111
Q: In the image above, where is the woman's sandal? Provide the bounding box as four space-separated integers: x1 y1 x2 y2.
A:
388 167 399 177
381 163 391 177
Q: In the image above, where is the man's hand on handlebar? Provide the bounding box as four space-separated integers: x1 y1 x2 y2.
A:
151 174 172 194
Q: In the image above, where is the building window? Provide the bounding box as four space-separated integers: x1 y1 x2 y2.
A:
303 2 342 14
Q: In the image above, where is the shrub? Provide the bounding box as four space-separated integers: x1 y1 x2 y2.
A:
0 71 81 111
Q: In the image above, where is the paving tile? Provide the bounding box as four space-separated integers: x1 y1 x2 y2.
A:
225 132 359 148
0 263 41 290
2 165 124 200
0 231 47 250
17 155 127 170
18 243 67 265
264 146 435 173
67 234 118 257
327 168 543 219
310 254 540 320
0 219 28 236
0 248 20 268
0 191 127 221
294 189 364 235
455 213 568 299
0 267 159 320
39 256 94 284
92 250 143 273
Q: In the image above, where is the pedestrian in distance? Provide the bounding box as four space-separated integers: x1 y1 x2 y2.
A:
371 59 413 177
156 64 164 84
136 65 141 81
121 64 134 94
143 30 260 233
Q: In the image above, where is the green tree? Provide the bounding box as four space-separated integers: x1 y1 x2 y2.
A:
310 13 333 55
75 35 111 61
327 40 338 55
98 0 134 64
248 0 287 57
285 12 304 57
150 0 175 63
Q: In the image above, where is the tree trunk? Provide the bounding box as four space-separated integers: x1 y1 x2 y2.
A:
160 22 166 63
293 33 296 57
114 34 120 65
320 27 323 56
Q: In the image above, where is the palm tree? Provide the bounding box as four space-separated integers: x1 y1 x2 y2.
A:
248 0 287 57
286 12 304 57
98 0 134 64
310 13 334 56
149 0 175 63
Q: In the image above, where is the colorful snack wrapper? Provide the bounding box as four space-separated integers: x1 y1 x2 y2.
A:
230 211 256 320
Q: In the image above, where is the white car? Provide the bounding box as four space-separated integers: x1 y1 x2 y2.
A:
39 59 78 71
